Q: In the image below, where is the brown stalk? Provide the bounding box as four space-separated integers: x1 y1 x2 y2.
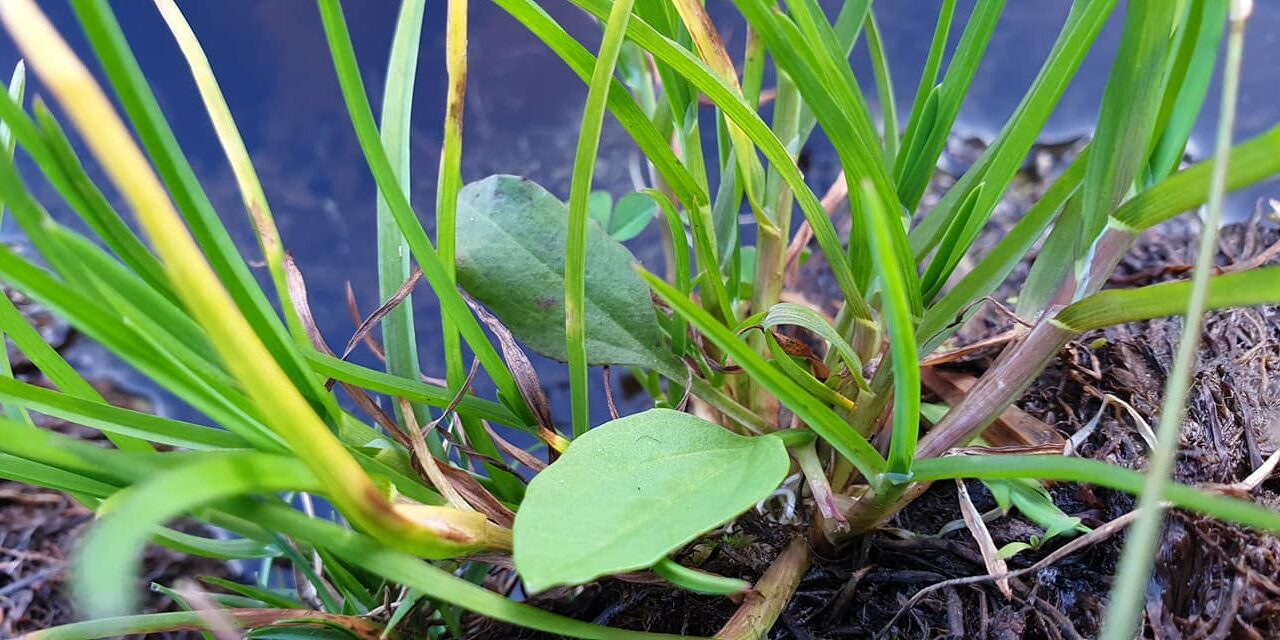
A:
289 257 512 521
461 294 561 444
920 368 1064 449
483 420 547 473
601 365 622 420
284 255 416 448
345 286 449 387
843 224 1143 532
714 536 811 640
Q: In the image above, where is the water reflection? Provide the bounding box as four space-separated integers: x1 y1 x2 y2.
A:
1 1 1276 428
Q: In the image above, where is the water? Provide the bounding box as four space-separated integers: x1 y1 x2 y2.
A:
1 1 1277 428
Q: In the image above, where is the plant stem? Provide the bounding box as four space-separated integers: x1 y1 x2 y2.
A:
748 71 800 422
714 536 811 640
1100 2 1249 637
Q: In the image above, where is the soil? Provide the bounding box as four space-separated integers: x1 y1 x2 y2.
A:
472 139 1280 639
0 292 230 639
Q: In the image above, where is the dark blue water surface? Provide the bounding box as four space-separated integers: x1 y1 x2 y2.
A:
1 1 1277 428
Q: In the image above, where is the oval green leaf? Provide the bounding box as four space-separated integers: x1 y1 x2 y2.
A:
608 191 657 242
456 175 667 369
513 408 790 593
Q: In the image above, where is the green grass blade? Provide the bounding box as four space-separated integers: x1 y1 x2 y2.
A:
1146 0 1228 183
896 0 955 182
910 454 1280 537
566 0 636 437
6 0 491 558
794 0 869 147
0 242 282 450
908 0 1116 258
435 0 516 498
642 270 887 481
762 302 867 391
0 88 172 298
651 557 750 596
0 452 120 497
239 500 693 640
0 416 165 485
21 610 391 640
304 351 525 428
0 376 244 449
919 182 984 303
380 0 526 500
771 0 893 197
67 0 340 425
379 0 431 438
315 0 534 428
0 150 157 451
565 0 874 321
1076 0 1179 247
156 533 277 561
895 0 1005 213
864 11 898 163
670 0 769 232
1016 193 1083 318
857 182 920 476
764 333 855 412
649 190 691 357
1054 266 1280 334
1102 6 1248 636
153 0 310 349
1110 124 1280 231
0 61 34 427
490 0 708 213
27 102 174 297
74 451 320 617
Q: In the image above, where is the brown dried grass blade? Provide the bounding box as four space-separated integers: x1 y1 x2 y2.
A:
602 366 621 420
461 294 568 457
955 479 1011 599
345 281 386 362
399 396 473 512
769 330 830 379
285 255 413 446
484 421 547 473
342 267 424 359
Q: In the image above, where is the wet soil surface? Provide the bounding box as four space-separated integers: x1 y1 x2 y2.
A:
473 139 1280 639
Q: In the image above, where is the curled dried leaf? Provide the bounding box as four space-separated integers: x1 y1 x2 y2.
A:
462 293 567 456
342 267 424 360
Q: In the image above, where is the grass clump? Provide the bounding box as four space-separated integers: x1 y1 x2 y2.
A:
0 0 1275 638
